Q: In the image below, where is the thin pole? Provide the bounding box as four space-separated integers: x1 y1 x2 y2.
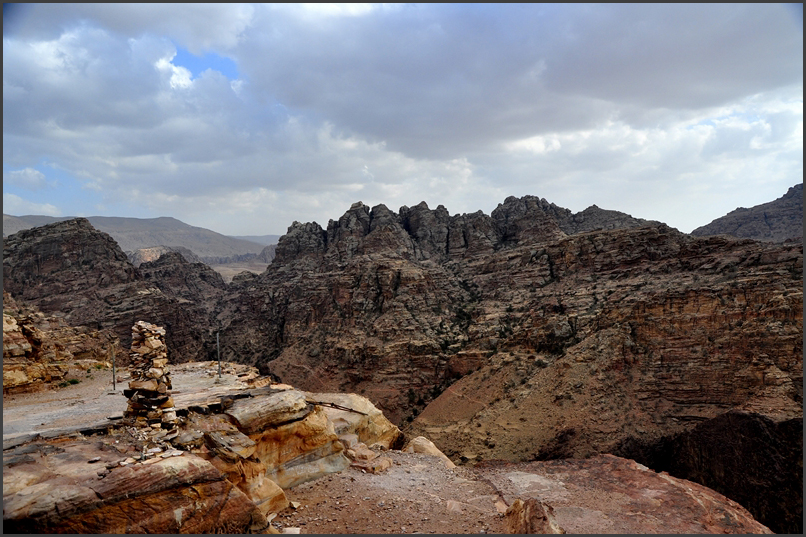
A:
217 331 221 379
111 345 116 391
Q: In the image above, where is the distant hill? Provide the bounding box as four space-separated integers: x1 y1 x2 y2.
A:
691 183 803 242
229 234 281 246
2 215 265 259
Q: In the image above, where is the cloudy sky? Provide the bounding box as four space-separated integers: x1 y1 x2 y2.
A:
3 4 802 236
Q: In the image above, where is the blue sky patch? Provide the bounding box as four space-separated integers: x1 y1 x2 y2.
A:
172 46 239 80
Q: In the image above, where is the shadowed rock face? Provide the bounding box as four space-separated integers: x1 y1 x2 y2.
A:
692 183 803 243
615 411 803 535
2 219 219 363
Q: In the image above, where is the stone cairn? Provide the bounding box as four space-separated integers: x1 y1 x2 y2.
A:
123 321 177 430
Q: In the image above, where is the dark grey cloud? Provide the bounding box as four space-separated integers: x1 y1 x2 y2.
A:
2 4 802 235
235 4 801 158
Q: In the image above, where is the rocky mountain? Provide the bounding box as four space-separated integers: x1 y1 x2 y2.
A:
691 183 803 242
3 214 266 259
2 219 220 364
217 196 801 533
3 193 802 533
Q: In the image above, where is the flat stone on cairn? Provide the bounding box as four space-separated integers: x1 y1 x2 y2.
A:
123 321 177 429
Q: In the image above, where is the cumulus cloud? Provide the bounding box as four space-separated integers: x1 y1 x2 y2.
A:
2 4 802 235
3 168 50 190
3 193 60 216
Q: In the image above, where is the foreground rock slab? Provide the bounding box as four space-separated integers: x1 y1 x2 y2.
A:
476 454 772 534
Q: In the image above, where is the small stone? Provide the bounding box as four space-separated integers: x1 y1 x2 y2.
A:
88 456 101 463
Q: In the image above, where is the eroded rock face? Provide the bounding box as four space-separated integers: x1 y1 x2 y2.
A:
2 377 401 533
2 219 218 363
2 449 264 534
3 291 118 393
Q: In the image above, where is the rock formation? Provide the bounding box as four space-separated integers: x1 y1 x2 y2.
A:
127 245 202 267
691 183 803 242
3 360 773 534
3 193 802 533
3 291 118 393
124 321 177 430
478 454 772 534
2 218 220 363
2 366 402 533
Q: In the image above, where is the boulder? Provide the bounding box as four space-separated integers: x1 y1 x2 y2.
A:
402 436 456 469
306 392 402 449
505 499 565 534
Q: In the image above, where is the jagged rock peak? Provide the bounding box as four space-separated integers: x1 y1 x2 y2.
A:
491 195 567 246
272 195 675 267
273 221 327 265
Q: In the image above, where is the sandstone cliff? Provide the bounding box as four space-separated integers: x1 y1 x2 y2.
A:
691 183 803 242
3 291 118 394
217 198 802 533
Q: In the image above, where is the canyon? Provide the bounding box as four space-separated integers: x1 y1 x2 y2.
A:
3 187 802 533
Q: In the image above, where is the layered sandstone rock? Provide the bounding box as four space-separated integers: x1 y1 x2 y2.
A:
3 291 117 393
2 441 267 534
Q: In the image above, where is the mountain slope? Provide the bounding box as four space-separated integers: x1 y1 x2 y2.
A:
2 215 265 259
691 183 803 242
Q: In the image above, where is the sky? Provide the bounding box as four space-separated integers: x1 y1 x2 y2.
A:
3 3 803 236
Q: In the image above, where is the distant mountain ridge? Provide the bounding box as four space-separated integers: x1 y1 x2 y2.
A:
3 214 267 259
691 183 802 242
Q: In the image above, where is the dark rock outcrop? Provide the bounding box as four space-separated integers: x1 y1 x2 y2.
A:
691 183 803 242
616 410 803 535
2 219 218 363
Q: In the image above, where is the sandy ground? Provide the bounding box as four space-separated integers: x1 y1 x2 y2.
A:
209 261 270 282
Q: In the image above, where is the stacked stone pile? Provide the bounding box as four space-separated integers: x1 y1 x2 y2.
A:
123 321 177 430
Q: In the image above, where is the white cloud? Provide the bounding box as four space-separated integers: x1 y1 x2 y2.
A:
3 193 60 216
3 168 50 190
